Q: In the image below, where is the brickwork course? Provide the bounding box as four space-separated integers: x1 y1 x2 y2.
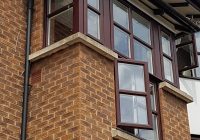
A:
0 0 26 139
159 89 191 140
0 0 193 140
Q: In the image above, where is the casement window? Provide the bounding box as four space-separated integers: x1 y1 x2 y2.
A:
161 32 175 83
177 32 200 79
116 60 152 129
134 83 160 140
87 0 102 40
112 0 154 74
46 0 74 46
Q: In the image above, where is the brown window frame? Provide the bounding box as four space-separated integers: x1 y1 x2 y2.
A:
84 0 104 43
134 82 163 140
159 27 179 86
115 59 153 129
176 34 199 72
44 0 75 47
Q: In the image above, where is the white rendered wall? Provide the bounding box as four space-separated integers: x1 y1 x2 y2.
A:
179 78 200 135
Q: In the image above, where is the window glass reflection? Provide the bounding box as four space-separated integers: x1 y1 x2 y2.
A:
195 32 200 52
88 9 100 39
120 94 148 124
88 0 99 10
132 12 151 44
135 114 159 140
162 33 171 57
118 63 145 92
48 8 73 45
134 41 153 73
49 0 73 13
163 57 174 82
195 55 200 77
114 26 130 57
113 0 129 29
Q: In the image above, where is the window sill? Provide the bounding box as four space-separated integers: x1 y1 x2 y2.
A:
111 128 140 140
29 32 118 62
159 82 193 103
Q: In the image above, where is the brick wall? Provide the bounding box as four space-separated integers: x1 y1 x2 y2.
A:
28 44 116 140
159 89 191 140
0 0 26 139
31 0 44 53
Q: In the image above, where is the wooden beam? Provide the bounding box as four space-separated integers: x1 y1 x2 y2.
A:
169 2 189 7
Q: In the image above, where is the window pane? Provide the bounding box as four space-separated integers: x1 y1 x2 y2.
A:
48 8 73 45
87 10 100 39
120 94 148 125
88 0 99 10
163 57 174 82
135 114 159 140
113 0 129 29
134 41 153 73
195 55 200 77
175 34 192 45
195 32 200 52
177 44 195 70
162 33 171 57
132 12 151 44
150 84 156 111
118 63 145 92
114 26 130 57
49 0 73 13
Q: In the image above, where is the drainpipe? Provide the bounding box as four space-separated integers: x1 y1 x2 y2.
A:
21 0 34 140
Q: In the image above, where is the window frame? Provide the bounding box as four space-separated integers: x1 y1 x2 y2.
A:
44 0 76 47
115 59 153 129
159 27 179 86
84 0 103 43
176 34 199 72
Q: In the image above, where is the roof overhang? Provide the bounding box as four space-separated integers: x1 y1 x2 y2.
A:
129 0 200 34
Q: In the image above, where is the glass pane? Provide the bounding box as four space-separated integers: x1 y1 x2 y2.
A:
120 94 148 125
177 44 195 70
113 0 129 29
134 41 153 73
49 0 73 13
175 34 192 45
132 12 151 44
87 9 100 39
150 84 156 111
118 63 145 92
48 8 73 45
88 0 99 10
163 57 174 82
114 26 130 57
195 55 200 77
195 32 200 52
135 114 159 140
162 33 171 57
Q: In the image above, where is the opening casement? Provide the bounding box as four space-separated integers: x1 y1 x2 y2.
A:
115 59 153 129
45 0 74 46
176 33 199 72
180 32 200 78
